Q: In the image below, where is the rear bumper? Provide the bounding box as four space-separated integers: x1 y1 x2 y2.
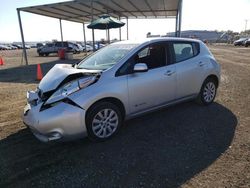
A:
23 101 87 142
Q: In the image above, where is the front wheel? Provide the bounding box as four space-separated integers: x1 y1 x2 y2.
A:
86 102 122 141
196 78 217 105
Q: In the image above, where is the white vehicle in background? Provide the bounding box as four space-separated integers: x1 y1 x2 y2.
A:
0 44 11 50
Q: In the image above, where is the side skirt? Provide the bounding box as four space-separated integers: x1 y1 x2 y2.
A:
126 94 197 120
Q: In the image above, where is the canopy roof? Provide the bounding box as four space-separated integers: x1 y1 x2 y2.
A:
18 0 180 23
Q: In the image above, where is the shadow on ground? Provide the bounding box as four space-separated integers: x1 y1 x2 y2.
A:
0 59 81 84
0 102 237 187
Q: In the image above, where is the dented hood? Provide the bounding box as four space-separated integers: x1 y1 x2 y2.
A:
39 64 101 92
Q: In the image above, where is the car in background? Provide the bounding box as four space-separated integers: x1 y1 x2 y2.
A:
79 43 93 52
12 44 31 49
36 43 44 49
244 38 250 47
233 38 248 46
7 45 18 50
76 43 84 52
12 44 23 49
23 37 220 142
25 45 31 49
37 41 80 56
0 44 11 50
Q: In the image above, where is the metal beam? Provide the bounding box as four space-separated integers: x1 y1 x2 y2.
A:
119 17 121 41
126 18 129 40
127 0 147 17
17 9 28 65
175 10 179 37
52 6 91 20
110 0 137 18
22 9 85 23
83 23 87 55
91 0 95 51
37 8 68 18
59 19 63 42
94 1 128 18
144 0 157 17
178 0 183 37
77 1 119 18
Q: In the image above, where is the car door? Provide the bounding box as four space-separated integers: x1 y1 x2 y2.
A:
170 41 206 99
126 42 176 114
43 43 53 53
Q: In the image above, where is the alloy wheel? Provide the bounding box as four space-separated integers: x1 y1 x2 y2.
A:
92 108 119 138
203 82 216 103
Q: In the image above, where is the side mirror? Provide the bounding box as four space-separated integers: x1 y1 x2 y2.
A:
133 63 148 73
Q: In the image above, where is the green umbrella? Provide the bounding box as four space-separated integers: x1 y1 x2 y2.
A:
87 14 125 43
87 14 125 30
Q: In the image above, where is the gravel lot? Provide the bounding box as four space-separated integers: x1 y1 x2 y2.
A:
0 45 249 187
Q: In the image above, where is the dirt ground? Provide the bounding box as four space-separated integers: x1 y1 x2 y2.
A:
0 45 249 188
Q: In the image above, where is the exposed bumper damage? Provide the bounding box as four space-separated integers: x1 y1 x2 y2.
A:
23 91 87 142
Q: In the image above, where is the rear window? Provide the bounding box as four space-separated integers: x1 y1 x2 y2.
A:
47 43 53 47
172 42 200 63
55 42 68 47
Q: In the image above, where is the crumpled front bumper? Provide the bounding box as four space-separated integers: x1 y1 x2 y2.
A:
23 93 87 142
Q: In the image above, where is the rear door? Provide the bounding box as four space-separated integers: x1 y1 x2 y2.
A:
43 43 54 53
170 41 205 98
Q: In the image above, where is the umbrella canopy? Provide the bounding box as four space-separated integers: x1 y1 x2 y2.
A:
87 14 125 30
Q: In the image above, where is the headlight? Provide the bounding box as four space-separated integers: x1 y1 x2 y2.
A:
45 76 96 105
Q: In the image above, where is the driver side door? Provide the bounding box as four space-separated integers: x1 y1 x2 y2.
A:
126 42 176 114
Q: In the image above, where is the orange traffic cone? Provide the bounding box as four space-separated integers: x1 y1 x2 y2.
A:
0 57 4 66
37 64 43 81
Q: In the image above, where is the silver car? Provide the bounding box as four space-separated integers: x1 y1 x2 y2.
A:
23 38 220 142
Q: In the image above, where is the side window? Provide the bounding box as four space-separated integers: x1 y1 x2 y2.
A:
135 44 166 69
192 42 200 56
55 42 62 47
116 43 168 76
172 42 200 63
47 43 53 47
138 47 149 58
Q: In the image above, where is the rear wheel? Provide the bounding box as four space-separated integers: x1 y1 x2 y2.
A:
86 102 122 141
196 78 217 105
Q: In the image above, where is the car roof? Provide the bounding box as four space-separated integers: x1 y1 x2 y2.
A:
112 37 201 45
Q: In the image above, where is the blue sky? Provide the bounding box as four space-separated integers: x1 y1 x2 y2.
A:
0 0 250 42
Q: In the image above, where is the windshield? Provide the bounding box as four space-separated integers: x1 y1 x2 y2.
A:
77 44 138 70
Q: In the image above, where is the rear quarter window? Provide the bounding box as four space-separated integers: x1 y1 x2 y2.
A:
172 42 200 63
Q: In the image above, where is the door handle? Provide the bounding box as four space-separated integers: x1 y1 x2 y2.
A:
198 61 206 67
165 70 175 76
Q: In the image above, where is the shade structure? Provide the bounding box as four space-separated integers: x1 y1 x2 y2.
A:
17 0 183 65
87 14 125 30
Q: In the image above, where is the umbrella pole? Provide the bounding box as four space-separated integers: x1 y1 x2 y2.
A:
91 0 95 51
92 29 95 51
82 23 87 56
108 29 110 44
119 17 121 41
126 18 129 40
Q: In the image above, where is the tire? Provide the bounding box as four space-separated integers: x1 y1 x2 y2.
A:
86 102 122 141
45 53 49 56
196 78 217 105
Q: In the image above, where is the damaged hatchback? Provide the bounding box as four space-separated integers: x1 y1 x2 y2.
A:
23 38 220 142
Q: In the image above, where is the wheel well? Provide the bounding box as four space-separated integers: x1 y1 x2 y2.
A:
87 97 126 119
206 75 219 87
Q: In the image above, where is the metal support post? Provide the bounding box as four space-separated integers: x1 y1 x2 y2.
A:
83 23 87 55
17 9 28 65
126 18 129 40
